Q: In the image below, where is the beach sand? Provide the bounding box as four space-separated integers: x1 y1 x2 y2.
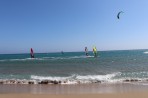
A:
0 83 148 98
0 92 148 98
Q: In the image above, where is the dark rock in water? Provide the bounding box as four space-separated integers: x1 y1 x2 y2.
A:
130 79 134 82
48 80 59 84
59 81 61 84
95 80 101 83
124 79 130 82
0 81 3 84
124 79 139 82
135 79 138 82
28 81 34 84
17 81 21 84
40 80 49 84
131 79 138 82
53 80 59 84
50 80 54 83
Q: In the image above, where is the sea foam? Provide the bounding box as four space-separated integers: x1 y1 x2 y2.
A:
31 73 121 84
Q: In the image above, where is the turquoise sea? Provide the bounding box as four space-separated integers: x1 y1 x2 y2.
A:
0 49 148 84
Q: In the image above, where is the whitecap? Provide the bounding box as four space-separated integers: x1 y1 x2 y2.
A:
143 51 148 54
31 72 121 84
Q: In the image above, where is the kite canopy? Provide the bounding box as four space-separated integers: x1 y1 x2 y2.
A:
117 11 124 19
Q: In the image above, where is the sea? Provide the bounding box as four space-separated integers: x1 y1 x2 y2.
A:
1 49 148 85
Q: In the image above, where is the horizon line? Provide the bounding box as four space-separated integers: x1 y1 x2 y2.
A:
0 48 148 55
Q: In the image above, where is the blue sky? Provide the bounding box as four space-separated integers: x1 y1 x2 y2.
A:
0 0 148 54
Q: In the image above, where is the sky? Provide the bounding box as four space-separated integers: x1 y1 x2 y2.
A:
0 0 148 54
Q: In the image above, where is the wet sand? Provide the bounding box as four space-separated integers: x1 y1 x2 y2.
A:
0 83 148 98
0 83 148 94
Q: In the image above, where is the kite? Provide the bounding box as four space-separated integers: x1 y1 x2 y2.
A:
117 11 124 19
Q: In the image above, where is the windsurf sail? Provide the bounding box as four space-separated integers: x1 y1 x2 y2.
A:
85 47 88 56
61 51 64 54
30 48 35 58
93 46 97 57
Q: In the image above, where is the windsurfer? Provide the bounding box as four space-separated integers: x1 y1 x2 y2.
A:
85 47 88 56
93 46 97 57
30 48 34 58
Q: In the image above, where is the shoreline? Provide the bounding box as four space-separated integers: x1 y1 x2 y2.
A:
0 78 147 85
0 83 148 94
0 81 148 98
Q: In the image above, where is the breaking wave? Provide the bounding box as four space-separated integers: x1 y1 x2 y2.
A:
143 51 148 54
0 55 94 62
1 72 148 84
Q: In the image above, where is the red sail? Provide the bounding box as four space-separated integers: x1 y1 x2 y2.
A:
30 48 34 58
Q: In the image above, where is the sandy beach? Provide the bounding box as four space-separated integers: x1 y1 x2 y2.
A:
1 92 148 98
0 83 148 98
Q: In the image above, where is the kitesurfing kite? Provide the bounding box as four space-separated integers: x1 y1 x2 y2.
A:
117 11 124 19
30 48 35 58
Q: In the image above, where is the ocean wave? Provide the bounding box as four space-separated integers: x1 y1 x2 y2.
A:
0 60 7 62
45 55 94 60
75 55 94 58
0 55 94 62
0 58 35 62
1 72 148 85
30 72 148 84
143 51 148 54
0 78 148 85
31 73 121 84
9 58 32 61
